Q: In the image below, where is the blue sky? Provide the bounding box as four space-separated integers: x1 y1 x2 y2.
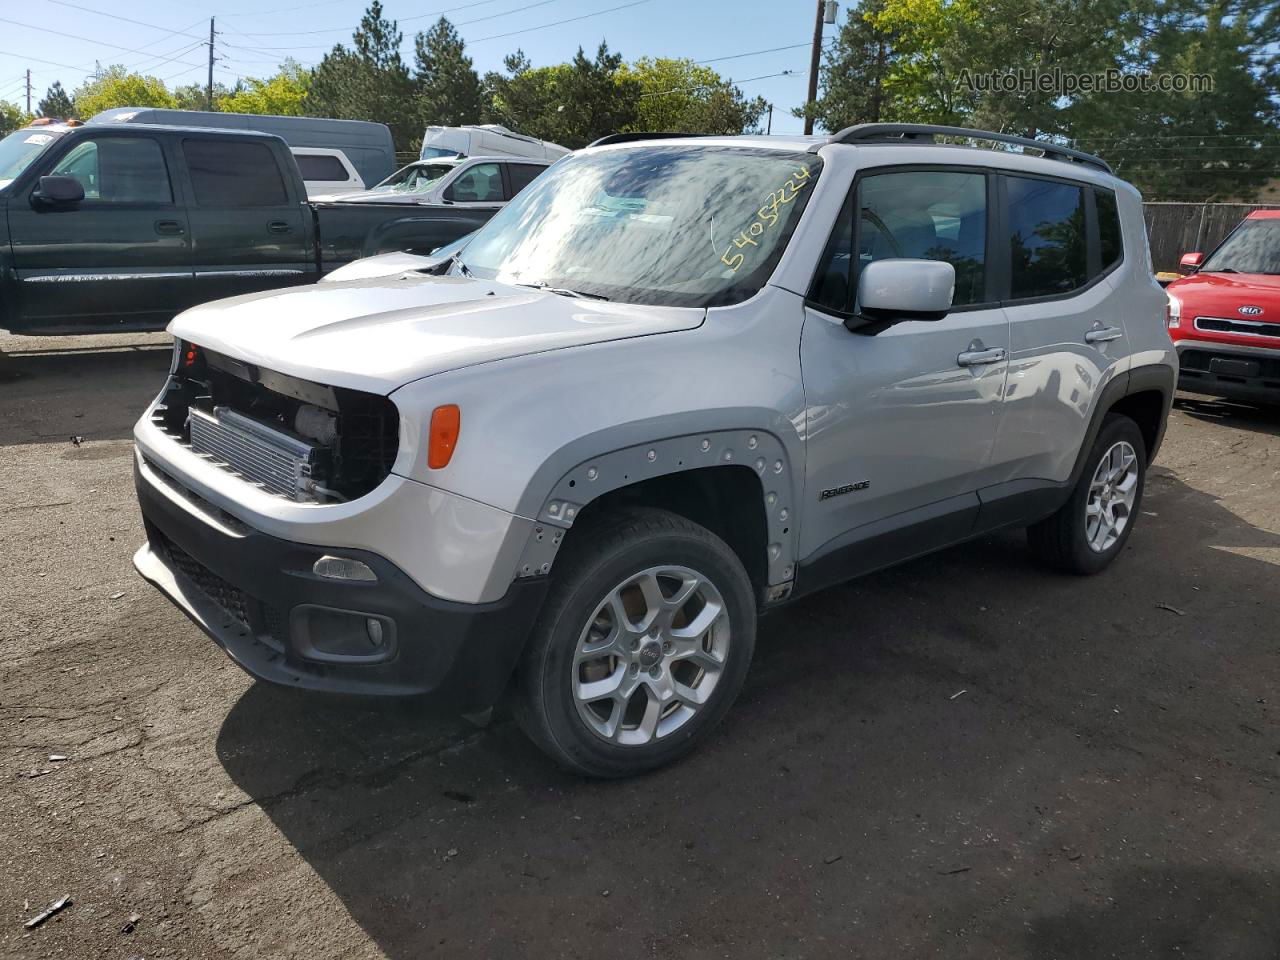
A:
0 0 830 135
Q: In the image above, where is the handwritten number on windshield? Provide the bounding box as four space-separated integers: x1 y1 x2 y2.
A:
720 167 813 272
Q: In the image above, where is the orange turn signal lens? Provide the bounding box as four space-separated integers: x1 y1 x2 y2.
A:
428 404 460 469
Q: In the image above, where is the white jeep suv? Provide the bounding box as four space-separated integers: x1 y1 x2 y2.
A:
133 125 1175 777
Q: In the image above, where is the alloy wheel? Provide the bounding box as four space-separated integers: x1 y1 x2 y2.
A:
1085 440 1139 553
571 565 731 746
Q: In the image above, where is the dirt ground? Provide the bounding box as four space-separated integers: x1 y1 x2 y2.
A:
1 331 1277 960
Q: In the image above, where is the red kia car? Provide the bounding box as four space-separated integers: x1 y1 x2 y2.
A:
1167 210 1280 403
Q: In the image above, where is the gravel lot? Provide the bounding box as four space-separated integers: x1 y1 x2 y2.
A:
2 332 1278 960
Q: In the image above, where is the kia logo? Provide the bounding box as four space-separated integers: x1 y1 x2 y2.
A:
1239 305 1264 317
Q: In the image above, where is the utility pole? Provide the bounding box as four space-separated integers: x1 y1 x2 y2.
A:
803 0 824 135
25 69 32 114
206 17 215 111
767 103 773 135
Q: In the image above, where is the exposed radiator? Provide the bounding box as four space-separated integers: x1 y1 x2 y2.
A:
189 406 320 501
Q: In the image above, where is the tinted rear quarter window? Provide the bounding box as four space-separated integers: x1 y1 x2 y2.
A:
184 139 288 206
507 163 545 196
1096 187 1123 270
295 154 349 182
1006 175 1087 298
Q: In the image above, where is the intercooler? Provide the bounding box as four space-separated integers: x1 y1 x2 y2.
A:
188 406 321 501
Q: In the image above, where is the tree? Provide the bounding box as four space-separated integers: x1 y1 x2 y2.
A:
220 62 310 115
37 82 74 119
413 18 483 126
485 43 640 148
621 58 768 134
1070 0 1280 199
304 1 418 150
72 66 175 118
797 0 901 131
1 100 31 137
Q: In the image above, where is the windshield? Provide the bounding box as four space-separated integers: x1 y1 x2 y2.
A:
455 145 823 307
0 128 62 191
1201 219 1280 275
420 147 464 161
371 161 457 194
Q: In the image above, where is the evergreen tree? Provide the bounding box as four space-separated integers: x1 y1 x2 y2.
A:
37 81 74 119
304 1 418 151
413 18 484 126
797 0 900 132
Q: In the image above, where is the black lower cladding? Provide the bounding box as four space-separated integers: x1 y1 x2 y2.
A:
134 461 548 707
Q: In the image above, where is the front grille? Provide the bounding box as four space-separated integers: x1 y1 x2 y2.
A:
1194 316 1280 339
156 531 250 628
189 406 320 501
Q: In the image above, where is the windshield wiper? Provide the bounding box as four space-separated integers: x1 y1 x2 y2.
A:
516 281 609 301
450 253 474 278
1210 267 1239 274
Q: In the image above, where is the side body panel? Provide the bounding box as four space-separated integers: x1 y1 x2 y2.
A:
6 129 194 333
175 135 317 303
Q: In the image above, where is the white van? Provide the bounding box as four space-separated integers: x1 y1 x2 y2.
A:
420 124 570 162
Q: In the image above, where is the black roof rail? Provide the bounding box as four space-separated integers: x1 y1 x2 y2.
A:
822 123 1111 173
586 131 706 148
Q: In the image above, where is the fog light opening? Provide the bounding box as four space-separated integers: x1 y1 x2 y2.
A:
313 555 378 582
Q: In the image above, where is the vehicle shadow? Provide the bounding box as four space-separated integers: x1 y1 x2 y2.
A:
0 337 170 447
214 472 1280 958
1174 392 1280 438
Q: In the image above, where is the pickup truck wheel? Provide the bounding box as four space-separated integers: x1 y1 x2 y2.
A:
1027 413 1147 575
514 508 756 778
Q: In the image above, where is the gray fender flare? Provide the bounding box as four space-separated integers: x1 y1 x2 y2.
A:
512 427 802 594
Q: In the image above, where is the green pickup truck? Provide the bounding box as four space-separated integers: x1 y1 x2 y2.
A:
0 119 501 335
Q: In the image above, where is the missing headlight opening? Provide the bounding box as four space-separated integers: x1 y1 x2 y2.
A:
152 345 398 504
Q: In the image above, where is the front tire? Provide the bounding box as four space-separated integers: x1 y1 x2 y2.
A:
1028 413 1147 574
513 508 756 778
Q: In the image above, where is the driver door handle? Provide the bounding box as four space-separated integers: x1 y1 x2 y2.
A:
267 220 292 234
1085 325 1123 344
154 219 184 236
957 346 1007 367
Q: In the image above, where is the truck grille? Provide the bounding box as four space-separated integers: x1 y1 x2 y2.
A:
189 406 320 501
156 531 250 629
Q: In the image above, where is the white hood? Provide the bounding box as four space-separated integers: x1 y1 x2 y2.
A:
168 274 705 394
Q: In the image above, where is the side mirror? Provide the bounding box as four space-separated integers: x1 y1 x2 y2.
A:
32 175 85 208
1179 251 1205 273
847 259 955 333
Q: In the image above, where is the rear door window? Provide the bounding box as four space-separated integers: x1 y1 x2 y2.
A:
1004 175 1087 298
49 136 172 203
506 163 545 197
183 139 288 206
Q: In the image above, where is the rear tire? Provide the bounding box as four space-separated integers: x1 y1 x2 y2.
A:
1028 414 1147 575
513 507 756 778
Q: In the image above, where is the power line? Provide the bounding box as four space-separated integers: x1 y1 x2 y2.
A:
641 69 801 98
0 15 208 71
465 0 658 44
695 43 814 65
224 0 521 35
44 1 208 44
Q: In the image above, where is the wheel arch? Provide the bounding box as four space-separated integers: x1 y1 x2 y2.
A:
512 423 802 604
1069 362 1175 488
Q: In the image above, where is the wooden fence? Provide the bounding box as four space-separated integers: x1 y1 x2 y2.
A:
1144 202 1279 275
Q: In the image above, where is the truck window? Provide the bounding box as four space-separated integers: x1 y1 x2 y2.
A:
183 139 287 206
447 163 504 203
506 163 545 197
296 154 350 182
1005 175 1087 299
49 137 172 204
